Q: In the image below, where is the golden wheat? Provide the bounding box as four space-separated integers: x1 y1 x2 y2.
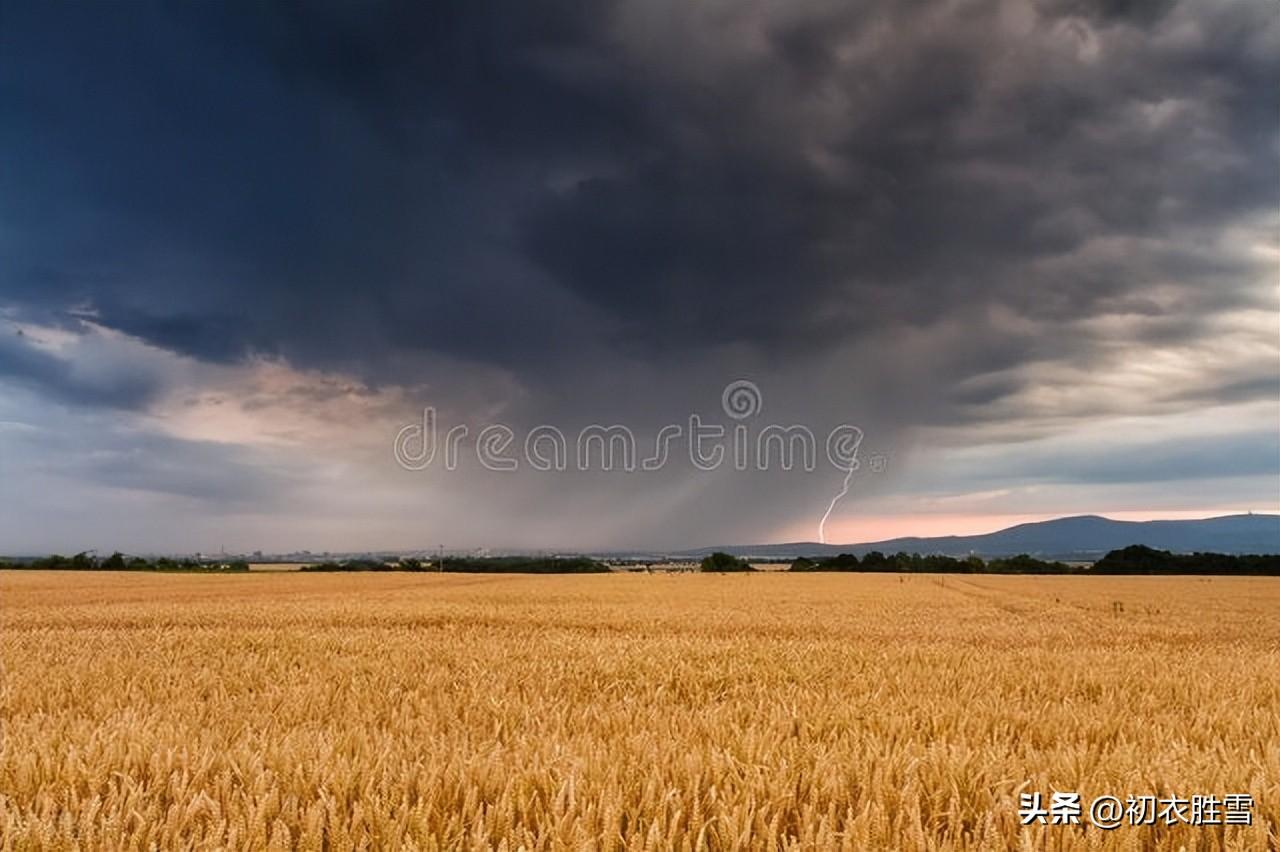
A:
1 571 1276 850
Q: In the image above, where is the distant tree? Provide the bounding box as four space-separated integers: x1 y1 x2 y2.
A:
699 552 754 572
1092 545 1169 574
826 553 861 571
1092 545 1280 575
442 556 609 574
919 554 963 572
860 551 890 571
987 554 1073 574
102 552 126 571
789 553 860 571
299 556 608 573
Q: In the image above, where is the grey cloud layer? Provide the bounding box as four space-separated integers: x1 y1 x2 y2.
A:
0 0 1276 549
4 1 1275 390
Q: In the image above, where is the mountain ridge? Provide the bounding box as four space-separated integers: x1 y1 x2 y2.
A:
677 513 1280 560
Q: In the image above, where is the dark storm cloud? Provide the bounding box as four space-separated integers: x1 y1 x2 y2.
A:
1 0 1276 415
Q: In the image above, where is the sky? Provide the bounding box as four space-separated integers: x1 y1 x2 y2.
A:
1 0 1277 554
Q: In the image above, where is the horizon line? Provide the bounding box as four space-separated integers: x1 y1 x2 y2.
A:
8 510 1276 559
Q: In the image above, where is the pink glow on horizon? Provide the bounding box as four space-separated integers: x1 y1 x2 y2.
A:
779 508 1266 545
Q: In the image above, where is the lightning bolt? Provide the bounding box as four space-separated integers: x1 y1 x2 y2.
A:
818 464 856 545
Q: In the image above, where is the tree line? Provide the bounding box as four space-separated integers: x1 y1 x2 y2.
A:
4 545 1278 575
788 545 1280 575
1091 545 1280 575
789 552 1072 574
300 556 610 574
3 552 249 572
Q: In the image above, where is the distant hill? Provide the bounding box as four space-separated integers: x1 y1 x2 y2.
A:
679 514 1280 560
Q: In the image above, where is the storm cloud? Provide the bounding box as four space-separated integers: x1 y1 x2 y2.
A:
1 0 1276 551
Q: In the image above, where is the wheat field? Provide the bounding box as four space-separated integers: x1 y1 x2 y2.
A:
0 571 1276 850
